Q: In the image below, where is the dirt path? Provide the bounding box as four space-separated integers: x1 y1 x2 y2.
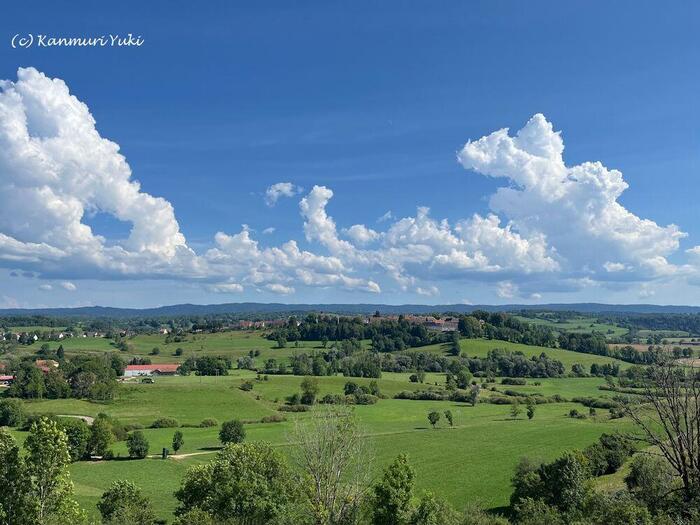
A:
56 414 95 424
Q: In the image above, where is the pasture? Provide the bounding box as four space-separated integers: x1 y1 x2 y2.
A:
8 371 633 521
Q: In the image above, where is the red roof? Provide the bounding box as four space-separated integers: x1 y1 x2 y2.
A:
125 364 179 372
0 375 14 381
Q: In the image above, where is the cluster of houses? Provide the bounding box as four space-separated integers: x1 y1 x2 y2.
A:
1 330 108 343
0 359 182 385
0 359 60 386
361 314 460 332
233 314 460 332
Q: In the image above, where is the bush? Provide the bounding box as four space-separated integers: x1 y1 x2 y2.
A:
571 396 619 410
126 430 150 459
260 414 286 423
199 418 218 428
239 380 254 391
150 417 179 428
219 419 245 444
354 393 379 405
501 378 527 385
123 423 144 432
278 404 309 412
0 398 26 427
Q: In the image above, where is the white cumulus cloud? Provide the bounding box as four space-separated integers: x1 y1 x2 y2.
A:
264 182 302 207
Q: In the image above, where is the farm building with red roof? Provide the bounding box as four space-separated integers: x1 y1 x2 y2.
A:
123 364 179 377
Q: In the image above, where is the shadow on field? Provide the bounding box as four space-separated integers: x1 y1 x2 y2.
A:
199 446 223 451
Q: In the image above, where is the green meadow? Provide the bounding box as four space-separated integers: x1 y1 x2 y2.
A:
7 370 633 521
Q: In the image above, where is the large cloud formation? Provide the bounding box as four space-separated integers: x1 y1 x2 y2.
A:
458 114 686 281
1 69 697 299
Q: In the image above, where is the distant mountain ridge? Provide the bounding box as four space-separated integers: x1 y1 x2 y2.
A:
1 302 699 318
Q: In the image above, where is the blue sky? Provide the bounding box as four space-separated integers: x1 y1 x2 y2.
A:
1 1 700 308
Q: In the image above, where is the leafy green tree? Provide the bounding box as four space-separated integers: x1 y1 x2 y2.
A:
126 431 149 459
172 430 184 453
410 491 460 525
88 416 113 458
467 385 480 406
97 480 156 525
427 411 440 428
510 401 522 419
300 376 320 405
56 345 65 360
24 417 86 525
57 419 91 462
625 455 676 514
373 454 415 525
0 429 34 525
513 498 564 525
444 410 454 427
8 362 45 399
0 398 26 427
526 400 535 420
175 442 296 523
219 419 245 444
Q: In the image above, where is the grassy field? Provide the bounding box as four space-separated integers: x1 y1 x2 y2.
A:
412 338 631 370
5 371 633 521
512 316 628 338
0 328 643 522
26 331 331 366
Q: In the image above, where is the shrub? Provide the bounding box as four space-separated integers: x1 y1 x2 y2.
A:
354 393 379 405
239 380 254 391
123 423 144 432
0 398 26 427
150 417 179 428
199 418 218 428
278 404 309 412
571 396 619 410
126 430 150 458
260 414 286 423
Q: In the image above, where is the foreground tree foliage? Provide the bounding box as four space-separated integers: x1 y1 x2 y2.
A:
291 406 372 525
98 480 156 525
624 359 700 505
0 418 86 525
175 442 297 523
372 454 415 525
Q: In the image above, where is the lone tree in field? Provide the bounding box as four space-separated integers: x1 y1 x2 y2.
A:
126 431 149 459
467 384 480 406
219 419 245 445
526 400 536 420
625 359 700 504
300 376 320 405
444 410 454 427
427 411 440 428
290 405 372 524
510 401 522 419
172 431 184 453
